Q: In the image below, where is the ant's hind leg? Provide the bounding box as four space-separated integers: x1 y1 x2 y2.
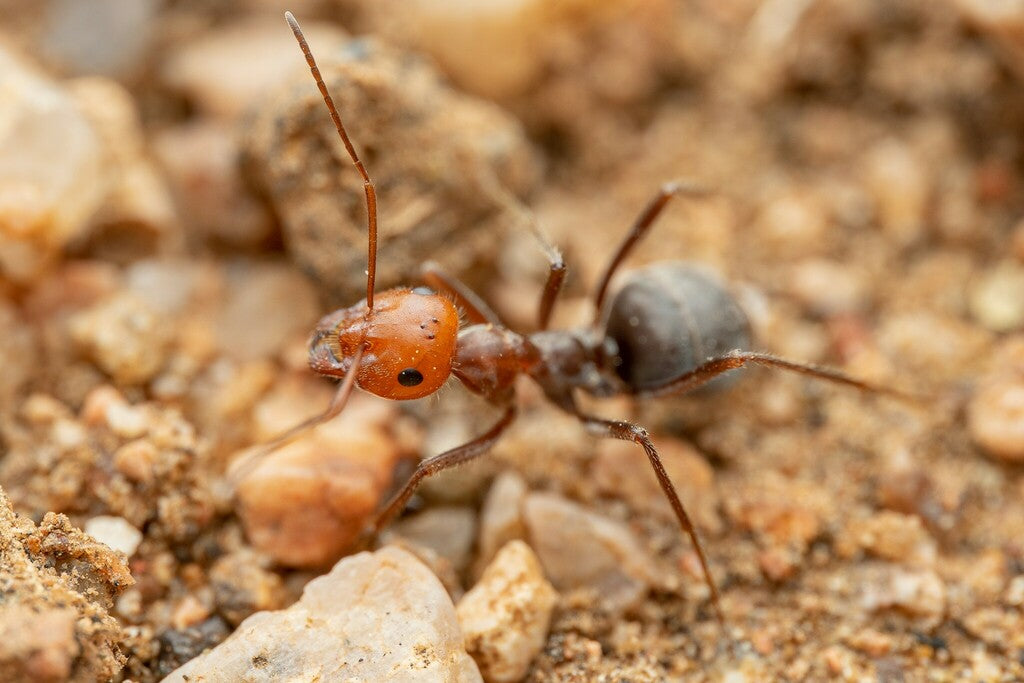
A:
572 408 724 624
365 404 517 542
640 350 916 401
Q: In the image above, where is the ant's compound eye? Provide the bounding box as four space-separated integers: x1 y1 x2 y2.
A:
397 368 424 387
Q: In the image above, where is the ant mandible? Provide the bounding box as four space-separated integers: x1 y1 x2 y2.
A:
236 11 909 624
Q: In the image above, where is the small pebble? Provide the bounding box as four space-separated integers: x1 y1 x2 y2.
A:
392 506 477 574
968 377 1024 462
845 628 893 657
837 511 937 567
474 470 528 576
170 594 210 631
787 258 868 315
859 564 946 624
161 17 348 119
209 550 287 627
68 292 171 385
84 516 143 557
112 439 158 484
457 540 557 683
163 546 482 682
862 138 930 246
234 397 401 567
214 263 319 362
0 46 109 282
969 260 1024 331
523 492 656 612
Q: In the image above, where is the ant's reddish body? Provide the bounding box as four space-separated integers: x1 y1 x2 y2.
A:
239 12 903 622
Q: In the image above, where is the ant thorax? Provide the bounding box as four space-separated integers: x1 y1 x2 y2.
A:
451 324 540 403
526 328 621 402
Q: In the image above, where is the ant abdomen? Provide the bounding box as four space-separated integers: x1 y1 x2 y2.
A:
603 263 752 393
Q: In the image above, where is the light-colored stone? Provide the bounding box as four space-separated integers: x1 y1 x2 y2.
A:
474 471 528 576
214 263 319 362
970 260 1024 332
969 378 1024 462
41 0 158 78
161 17 348 119
862 138 930 246
163 546 482 682
153 122 272 247
523 492 656 611
836 511 937 567
70 77 178 245
858 563 946 624
0 47 109 281
457 540 557 683
68 292 171 385
234 388 402 568
393 506 477 573
84 516 143 557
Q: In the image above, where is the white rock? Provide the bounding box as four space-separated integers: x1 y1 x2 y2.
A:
474 471 528 576
84 515 143 556
0 47 109 281
392 506 477 573
68 292 170 385
969 260 1024 332
215 263 319 361
523 492 656 611
161 18 348 119
859 564 947 624
163 546 482 682
457 540 557 683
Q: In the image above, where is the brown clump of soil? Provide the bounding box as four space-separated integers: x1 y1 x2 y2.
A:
0 489 132 682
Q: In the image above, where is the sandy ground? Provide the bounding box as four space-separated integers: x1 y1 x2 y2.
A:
1 0 1024 681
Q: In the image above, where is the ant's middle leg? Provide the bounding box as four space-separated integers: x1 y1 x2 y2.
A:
421 261 502 326
366 404 517 540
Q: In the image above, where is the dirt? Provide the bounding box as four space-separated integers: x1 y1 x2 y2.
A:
1 0 1024 681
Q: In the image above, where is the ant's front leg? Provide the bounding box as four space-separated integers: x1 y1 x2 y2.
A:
229 344 365 487
356 404 517 550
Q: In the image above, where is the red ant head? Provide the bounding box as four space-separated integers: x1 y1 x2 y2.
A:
309 288 459 400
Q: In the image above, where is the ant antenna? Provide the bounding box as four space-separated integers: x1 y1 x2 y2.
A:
286 11 378 309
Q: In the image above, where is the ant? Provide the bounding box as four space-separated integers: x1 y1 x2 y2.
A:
234 11 910 624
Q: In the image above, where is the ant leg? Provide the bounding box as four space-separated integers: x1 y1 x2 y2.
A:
367 404 517 538
641 350 916 401
229 344 365 487
468 163 565 330
571 406 724 624
535 232 567 331
421 261 502 326
592 181 712 317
